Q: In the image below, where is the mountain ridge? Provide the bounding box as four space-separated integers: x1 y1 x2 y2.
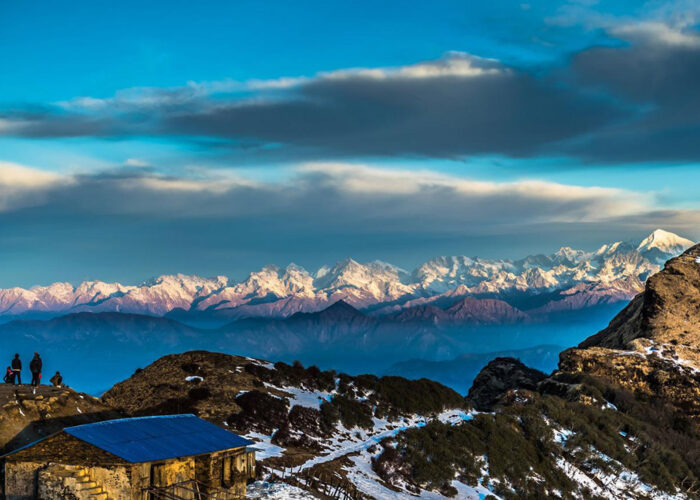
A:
0 229 694 325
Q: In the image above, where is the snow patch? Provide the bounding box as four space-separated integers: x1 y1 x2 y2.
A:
246 432 286 459
553 428 574 445
556 455 687 500
247 481 316 499
246 357 275 370
278 386 333 410
345 448 501 500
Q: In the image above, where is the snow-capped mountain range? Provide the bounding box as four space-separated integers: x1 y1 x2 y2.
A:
0 229 694 324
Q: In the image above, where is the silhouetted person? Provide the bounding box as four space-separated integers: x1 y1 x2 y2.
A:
3 366 12 384
30 352 42 388
50 371 63 388
11 354 21 385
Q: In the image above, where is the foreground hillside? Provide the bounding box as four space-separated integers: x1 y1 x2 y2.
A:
103 351 478 498
98 245 700 499
99 348 700 499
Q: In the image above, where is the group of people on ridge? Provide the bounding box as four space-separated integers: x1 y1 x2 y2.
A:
3 352 63 390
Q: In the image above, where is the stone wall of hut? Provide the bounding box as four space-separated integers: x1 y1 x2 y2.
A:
130 457 196 499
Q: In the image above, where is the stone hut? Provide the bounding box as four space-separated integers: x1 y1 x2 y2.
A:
2 414 255 500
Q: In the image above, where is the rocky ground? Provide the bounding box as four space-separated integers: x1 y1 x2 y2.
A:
0 384 120 454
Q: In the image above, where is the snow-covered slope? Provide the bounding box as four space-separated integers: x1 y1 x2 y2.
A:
0 230 694 322
100 350 697 500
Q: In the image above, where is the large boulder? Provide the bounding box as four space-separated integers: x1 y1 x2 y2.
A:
467 357 546 411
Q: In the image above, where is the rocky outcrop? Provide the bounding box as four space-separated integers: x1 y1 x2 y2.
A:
579 243 700 369
558 244 700 421
559 346 700 420
0 385 120 454
466 357 547 411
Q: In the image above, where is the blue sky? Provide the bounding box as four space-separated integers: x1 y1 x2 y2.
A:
1 0 700 286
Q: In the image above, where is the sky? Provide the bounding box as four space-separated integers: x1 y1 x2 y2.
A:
1 0 700 287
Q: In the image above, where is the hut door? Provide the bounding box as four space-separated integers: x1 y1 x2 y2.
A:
150 462 167 489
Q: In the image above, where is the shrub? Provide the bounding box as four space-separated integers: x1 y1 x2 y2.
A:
320 396 373 430
227 390 289 433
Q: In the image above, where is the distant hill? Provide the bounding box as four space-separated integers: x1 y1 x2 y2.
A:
0 298 621 394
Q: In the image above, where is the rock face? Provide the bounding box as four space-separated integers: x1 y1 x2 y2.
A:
466 357 547 411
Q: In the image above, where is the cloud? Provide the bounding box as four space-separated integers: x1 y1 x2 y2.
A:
3 29 700 164
298 163 647 221
0 52 620 160
0 161 654 223
611 21 700 47
1 161 696 285
567 20 700 162
168 54 620 159
0 161 71 211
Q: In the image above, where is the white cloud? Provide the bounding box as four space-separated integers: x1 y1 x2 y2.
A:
124 158 151 168
0 162 65 188
319 52 503 81
1 161 698 269
0 161 671 228
299 162 649 221
56 52 504 113
0 161 72 212
611 21 700 47
0 118 30 134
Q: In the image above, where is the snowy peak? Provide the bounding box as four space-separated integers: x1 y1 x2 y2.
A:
552 246 587 266
636 229 694 263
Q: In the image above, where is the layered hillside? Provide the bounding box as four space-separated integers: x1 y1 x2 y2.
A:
100 335 700 500
372 247 700 499
0 229 692 325
102 351 480 498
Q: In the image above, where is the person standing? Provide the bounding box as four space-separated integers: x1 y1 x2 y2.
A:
30 352 42 389
11 354 21 385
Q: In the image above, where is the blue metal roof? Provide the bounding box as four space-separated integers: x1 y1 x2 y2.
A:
63 414 252 463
